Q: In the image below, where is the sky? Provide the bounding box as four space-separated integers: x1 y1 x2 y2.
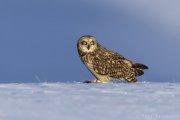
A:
0 0 180 83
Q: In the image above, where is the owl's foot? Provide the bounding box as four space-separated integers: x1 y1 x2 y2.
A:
126 78 137 83
83 79 108 83
83 80 92 83
83 80 100 83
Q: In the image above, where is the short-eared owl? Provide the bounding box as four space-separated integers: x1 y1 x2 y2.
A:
77 35 148 83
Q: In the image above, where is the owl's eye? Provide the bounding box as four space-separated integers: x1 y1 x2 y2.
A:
82 41 87 45
90 41 95 45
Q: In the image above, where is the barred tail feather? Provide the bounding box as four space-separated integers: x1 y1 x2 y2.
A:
134 69 144 76
132 63 148 69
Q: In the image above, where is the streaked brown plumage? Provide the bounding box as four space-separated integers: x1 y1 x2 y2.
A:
77 35 148 83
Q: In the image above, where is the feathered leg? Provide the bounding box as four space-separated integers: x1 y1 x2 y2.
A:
126 77 137 83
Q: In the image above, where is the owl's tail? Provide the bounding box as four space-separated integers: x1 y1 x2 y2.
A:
132 63 148 76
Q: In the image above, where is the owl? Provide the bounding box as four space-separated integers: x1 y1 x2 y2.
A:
77 35 148 83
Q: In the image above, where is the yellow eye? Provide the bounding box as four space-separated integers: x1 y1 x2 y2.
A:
82 41 87 45
90 41 94 45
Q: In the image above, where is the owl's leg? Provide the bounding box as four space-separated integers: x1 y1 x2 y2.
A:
126 77 137 83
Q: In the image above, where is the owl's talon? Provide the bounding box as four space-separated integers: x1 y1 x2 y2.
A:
83 80 92 83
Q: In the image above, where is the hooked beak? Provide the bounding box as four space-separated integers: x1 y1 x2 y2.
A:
87 45 90 50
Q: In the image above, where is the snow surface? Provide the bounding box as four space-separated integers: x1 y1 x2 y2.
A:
0 82 179 120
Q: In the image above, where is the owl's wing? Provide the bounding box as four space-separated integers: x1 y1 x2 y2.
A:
92 48 133 76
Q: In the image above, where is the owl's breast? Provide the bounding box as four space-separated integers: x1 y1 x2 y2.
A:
81 54 94 67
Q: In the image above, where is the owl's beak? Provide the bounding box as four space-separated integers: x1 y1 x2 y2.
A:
87 45 91 50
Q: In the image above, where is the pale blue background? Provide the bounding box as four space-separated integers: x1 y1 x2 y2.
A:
0 0 180 83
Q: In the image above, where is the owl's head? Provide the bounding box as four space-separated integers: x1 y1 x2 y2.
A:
77 35 98 53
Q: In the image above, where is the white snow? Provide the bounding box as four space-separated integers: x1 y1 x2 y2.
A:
0 82 179 120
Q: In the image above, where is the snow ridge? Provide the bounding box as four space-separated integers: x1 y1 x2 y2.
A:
0 82 179 120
